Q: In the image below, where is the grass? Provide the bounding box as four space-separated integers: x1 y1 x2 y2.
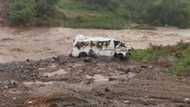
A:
54 0 190 29
54 0 128 29
63 14 127 29
7 0 190 28
131 42 190 76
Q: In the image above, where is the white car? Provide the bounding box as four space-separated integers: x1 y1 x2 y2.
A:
71 35 130 59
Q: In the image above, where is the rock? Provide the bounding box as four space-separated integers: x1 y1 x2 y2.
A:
83 57 93 62
148 66 153 69
128 72 136 78
184 98 190 103
27 101 33 104
53 56 67 64
12 97 17 100
105 87 110 92
4 85 8 89
117 66 128 72
0 18 4 23
26 59 30 62
124 100 131 104
109 77 117 81
141 65 153 69
141 65 148 68
0 80 17 89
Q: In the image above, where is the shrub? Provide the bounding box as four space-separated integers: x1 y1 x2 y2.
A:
7 0 36 25
131 42 190 75
6 0 190 28
84 0 112 7
34 0 59 18
121 0 154 23
146 0 190 27
7 0 59 25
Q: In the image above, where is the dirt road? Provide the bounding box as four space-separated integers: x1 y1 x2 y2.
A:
0 27 190 63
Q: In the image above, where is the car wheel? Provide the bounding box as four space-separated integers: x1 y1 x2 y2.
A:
79 52 88 58
117 53 124 60
88 49 97 58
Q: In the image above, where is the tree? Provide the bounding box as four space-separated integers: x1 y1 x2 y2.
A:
147 0 190 27
7 0 36 25
7 0 59 25
34 0 59 18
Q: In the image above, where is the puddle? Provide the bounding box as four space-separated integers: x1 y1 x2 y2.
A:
86 74 109 82
42 69 67 77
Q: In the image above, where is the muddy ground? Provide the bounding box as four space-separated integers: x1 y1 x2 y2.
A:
0 56 190 107
0 26 190 107
0 27 190 63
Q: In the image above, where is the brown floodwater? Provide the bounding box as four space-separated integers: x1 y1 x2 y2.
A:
0 26 190 63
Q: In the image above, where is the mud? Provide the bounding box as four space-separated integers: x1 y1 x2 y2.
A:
0 56 190 107
0 27 190 63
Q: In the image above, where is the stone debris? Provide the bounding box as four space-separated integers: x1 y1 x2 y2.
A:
0 80 17 89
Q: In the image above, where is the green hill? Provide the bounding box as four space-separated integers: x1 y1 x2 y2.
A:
7 0 190 29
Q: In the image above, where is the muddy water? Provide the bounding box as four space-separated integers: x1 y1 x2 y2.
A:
0 27 190 63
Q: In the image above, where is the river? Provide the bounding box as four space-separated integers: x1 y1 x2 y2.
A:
0 26 190 63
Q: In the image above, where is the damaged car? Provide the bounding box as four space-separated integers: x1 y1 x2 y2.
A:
71 35 131 59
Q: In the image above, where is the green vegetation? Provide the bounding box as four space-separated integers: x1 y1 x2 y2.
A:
7 0 36 25
7 0 190 28
7 0 59 25
131 42 190 75
146 0 190 28
56 0 128 29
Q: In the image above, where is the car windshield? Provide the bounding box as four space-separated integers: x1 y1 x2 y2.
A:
114 41 126 48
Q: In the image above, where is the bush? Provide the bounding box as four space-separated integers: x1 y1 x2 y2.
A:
84 0 111 7
6 0 190 28
34 0 59 18
147 0 190 28
7 0 59 25
107 0 190 27
7 0 36 25
120 0 154 23
131 42 190 75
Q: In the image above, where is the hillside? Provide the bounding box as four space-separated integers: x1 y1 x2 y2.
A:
0 0 6 24
6 0 190 29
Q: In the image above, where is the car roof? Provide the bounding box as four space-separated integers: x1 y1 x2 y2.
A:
75 35 115 42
